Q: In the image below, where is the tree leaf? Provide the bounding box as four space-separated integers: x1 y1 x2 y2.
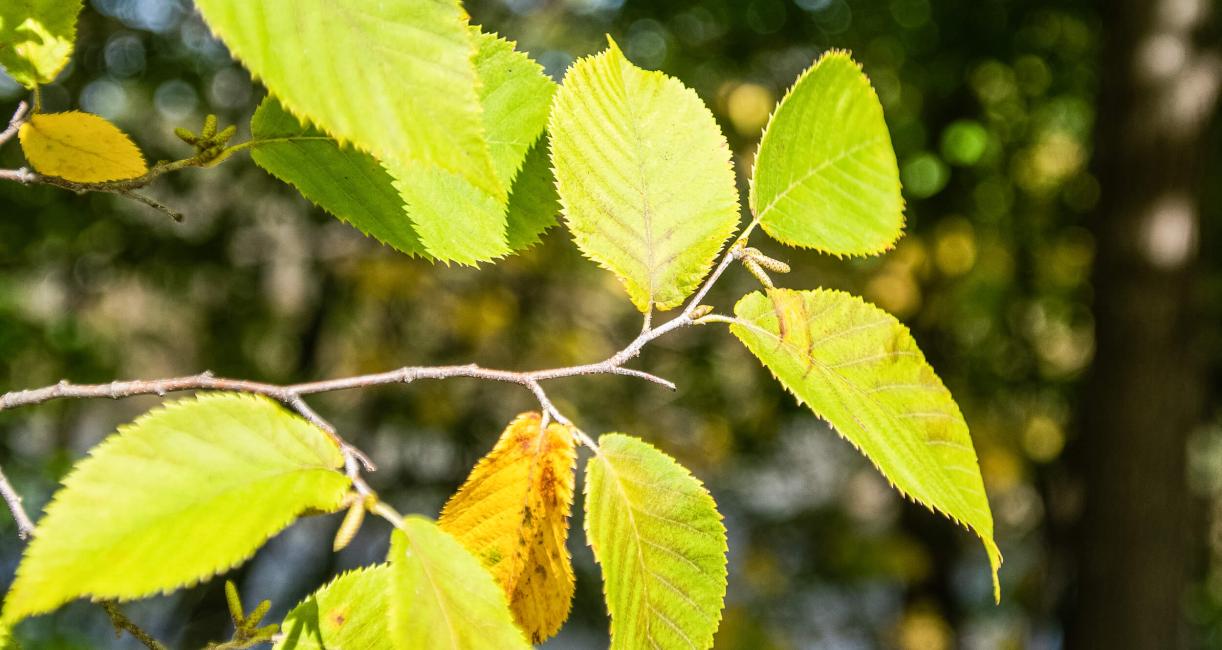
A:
584 433 728 649
504 137 561 251
388 517 529 650
18 111 147 183
192 0 501 199
395 29 556 265
274 565 391 650
0 394 351 625
750 51 904 256
0 0 82 88
439 412 577 643
730 288 1002 600
249 97 426 257
550 38 740 312
249 98 558 261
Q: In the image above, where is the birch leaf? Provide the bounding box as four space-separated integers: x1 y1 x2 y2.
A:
193 0 501 199
504 137 561 251
0 394 350 625
730 288 1001 600
388 517 529 650
750 51 904 256
0 0 82 87
275 565 391 650
395 29 556 265
18 111 147 182
584 434 729 649
249 98 425 257
550 38 740 312
440 412 577 643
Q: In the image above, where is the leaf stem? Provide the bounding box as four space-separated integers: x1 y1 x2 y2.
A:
102 601 169 650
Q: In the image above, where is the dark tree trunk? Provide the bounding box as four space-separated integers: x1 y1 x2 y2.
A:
1069 0 1220 647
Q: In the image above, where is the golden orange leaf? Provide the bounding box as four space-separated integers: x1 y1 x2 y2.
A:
439 412 578 643
18 111 147 182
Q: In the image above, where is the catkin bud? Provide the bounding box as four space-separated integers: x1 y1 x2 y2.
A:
214 124 237 145
333 498 366 551
247 599 272 627
743 258 775 288
224 580 244 624
201 114 218 139
174 127 197 144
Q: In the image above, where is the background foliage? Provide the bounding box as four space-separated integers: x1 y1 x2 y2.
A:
0 0 1218 648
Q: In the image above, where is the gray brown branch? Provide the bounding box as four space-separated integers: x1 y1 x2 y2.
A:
0 464 34 539
0 212 748 538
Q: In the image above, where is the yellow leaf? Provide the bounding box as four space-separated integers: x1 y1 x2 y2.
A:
439 412 578 643
18 111 147 182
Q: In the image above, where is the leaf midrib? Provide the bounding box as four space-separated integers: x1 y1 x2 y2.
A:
753 135 883 224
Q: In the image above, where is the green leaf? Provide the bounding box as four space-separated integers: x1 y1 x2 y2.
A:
730 288 1002 599
250 100 557 262
395 29 556 265
550 38 740 312
250 98 425 256
505 138 561 252
0 0 82 88
750 51 904 256
192 0 501 199
275 565 391 650
1 394 351 624
388 516 529 650
584 434 728 649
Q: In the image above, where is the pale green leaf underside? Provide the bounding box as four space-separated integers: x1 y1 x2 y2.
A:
584 434 728 649
750 51 904 256
395 28 557 265
550 38 740 312
250 98 425 256
250 97 559 260
1 394 350 624
389 517 529 650
0 0 81 88
275 565 392 650
730 289 1001 599
193 0 501 199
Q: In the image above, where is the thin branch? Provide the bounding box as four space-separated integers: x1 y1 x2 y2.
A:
0 101 29 146
117 189 184 222
0 167 36 183
102 602 169 650
0 464 34 539
0 228 753 537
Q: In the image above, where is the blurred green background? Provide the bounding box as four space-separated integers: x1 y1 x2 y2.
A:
1 0 1219 648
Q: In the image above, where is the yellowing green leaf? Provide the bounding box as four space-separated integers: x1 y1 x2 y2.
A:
249 98 426 257
0 394 351 625
0 0 82 87
440 413 577 643
18 111 147 182
550 38 740 312
192 0 501 199
585 434 728 650
750 51 904 256
396 29 556 265
730 289 1001 600
388 517 529 650
275 565 391 650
